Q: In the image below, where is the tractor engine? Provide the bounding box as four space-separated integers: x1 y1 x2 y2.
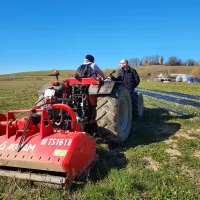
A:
40 80 90 131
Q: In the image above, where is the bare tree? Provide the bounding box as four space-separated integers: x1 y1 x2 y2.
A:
133 57 140 66
185 59 196 66
166 56 183 66
142 56 151 65
128 58 134 67
196 61 200 66
129 57 140 66
142 57 147 65
141 55 162 65
151 55 159 65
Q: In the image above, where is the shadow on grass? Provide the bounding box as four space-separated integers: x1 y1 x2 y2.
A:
125 107 184 147
71 107 187 191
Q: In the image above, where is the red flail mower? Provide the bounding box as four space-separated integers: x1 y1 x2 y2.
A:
0 70 142 189
0 76 101 189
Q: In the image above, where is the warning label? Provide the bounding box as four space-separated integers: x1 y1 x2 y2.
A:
53 149 68 157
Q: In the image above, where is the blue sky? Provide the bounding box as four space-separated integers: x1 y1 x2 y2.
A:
0 0 200 74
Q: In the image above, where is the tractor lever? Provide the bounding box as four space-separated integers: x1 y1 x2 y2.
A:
110 70 116 76
48 70 60 81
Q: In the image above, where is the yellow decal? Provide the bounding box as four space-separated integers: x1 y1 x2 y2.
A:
53 149 68 156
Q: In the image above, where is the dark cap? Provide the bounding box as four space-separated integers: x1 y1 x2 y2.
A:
85 54 94 63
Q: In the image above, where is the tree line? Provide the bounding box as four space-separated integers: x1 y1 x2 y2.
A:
128 55 200 66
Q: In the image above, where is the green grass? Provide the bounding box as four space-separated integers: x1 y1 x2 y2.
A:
0 72 200 199
140 80 200 96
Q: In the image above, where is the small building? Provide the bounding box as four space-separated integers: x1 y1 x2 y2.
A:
154 73 173 82
175 74 190 82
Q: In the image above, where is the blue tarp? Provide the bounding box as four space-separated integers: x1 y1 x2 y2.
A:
187 77 195 83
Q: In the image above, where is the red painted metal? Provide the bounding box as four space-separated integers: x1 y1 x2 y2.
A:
51 81 60 86
66 77 100 85
52 104 82 132
0 114 7 136
0 105 97 188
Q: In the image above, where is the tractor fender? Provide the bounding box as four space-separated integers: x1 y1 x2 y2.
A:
88 81 122 95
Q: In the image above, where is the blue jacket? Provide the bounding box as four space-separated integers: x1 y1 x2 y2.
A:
112 66 140 90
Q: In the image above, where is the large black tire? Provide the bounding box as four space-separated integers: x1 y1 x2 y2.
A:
96 85 132 143
132 92 144 118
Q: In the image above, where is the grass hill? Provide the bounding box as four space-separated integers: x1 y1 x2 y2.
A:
0 65 196 80
0 67 200 199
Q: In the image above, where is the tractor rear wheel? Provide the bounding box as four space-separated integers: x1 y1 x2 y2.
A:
96 85 132 143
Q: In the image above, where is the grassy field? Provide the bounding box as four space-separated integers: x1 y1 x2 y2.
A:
1 71 200 199
139 81 200 96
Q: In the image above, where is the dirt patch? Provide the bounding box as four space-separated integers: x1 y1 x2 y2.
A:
187 130 194 134
196 129 200 133
189 117 200 121
165 139 177 145
176 133 197 140
166 148 182 157
193 151 200 158
165 139 178 149
169 156 178 161
181 165 200 190
143 157 160 171
170 143 178 149
181 165 194 177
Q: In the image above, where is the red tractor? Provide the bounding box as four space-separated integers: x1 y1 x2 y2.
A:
0 71 143 188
